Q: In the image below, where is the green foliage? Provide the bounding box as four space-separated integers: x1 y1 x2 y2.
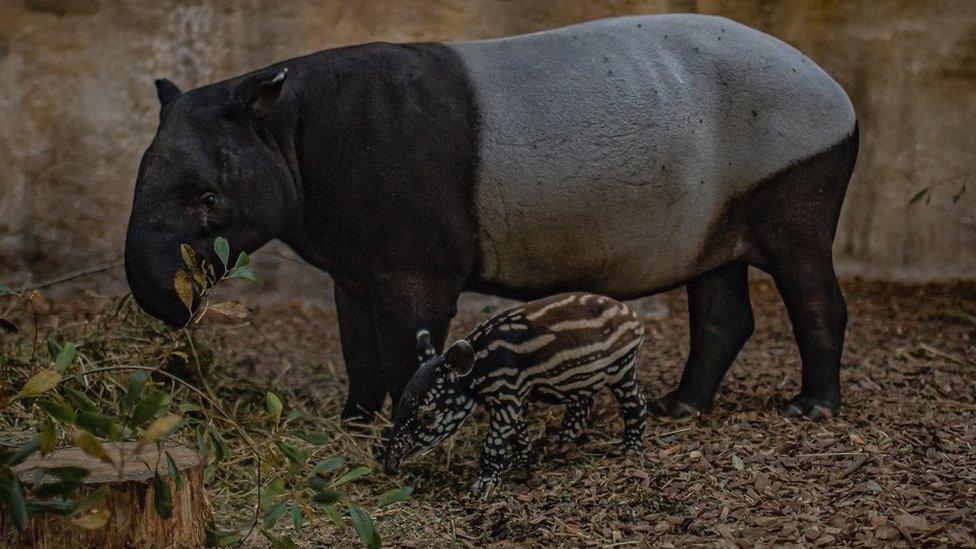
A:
0 241 408 547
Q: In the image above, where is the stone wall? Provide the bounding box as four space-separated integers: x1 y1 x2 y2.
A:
1 0 973 297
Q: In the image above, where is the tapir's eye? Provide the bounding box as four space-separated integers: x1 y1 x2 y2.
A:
200 192 218 209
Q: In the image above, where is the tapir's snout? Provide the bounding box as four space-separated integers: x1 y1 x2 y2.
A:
123 230 193 329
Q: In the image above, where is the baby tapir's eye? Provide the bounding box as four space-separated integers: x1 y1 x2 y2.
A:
416 404 436 422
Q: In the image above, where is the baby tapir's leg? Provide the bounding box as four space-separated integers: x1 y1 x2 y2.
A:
610 357 647 454
472 403 523 495
512 416 531 469
553 396 594 452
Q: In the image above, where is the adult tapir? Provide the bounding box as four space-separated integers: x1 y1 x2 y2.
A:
124 14 858 421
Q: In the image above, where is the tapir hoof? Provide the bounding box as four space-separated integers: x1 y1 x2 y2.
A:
649 391 703 418
781 394 840 420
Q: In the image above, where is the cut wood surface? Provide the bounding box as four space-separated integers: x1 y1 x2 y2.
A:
2 442 210 549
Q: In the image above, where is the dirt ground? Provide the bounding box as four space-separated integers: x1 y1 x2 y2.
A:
207 278 974 547
3 278 974 547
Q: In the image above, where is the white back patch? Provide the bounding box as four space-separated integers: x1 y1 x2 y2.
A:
449 14 855 294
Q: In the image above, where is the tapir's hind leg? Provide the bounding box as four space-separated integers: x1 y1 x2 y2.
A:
749 125 859 420
767 253 846 419
650 262 754 418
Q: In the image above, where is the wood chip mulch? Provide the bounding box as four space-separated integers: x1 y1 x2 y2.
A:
229 278 974 547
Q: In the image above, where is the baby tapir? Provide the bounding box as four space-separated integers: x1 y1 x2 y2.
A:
383 292 647 494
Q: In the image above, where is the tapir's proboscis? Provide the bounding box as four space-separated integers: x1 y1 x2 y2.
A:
124 15 858 421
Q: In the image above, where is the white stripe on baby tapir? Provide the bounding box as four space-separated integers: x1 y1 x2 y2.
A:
524 294 578 320
477 319 642 393
550 305 620 331
449 14 856 295
473 333 557 361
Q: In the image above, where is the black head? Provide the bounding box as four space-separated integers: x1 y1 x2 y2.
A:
124 68 301 327
384 331 476 474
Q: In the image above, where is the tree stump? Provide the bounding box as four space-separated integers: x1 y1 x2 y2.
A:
2 442 210 548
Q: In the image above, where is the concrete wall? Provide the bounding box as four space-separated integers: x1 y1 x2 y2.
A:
1 0 974 294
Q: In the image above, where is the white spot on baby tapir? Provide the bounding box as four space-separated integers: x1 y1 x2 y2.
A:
449 14 855 295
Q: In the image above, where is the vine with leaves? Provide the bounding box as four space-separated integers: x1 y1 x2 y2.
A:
0 237 408 548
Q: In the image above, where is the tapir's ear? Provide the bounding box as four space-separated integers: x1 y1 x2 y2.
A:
416 329 437 363
228 67 288 118
154 78 181 108
444 340 475 378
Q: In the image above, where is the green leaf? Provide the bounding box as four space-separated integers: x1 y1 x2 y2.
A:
178 402 202 413
46 338 62 362
53 343 76 373
73 508 109 530
174 270 195 313
228 266 260 283
282 409 301 426
35 466 89 498
322 504 343 528
28 496 76 514
377 486 413 507
76 411 118 439
207 426 228 463
290 503 303 532
16 369 61 399
333 466 371 486
349 505 381 549
314 456 347 473
123 371 149 409
45 466 89 484
38 398 76 424
234 251 251 269
63 386 97 413
260 477 284 510
71 429 113 466
141 414 182 445
262 530 299 549
909 187 929 204
152 472 173 519
39 421 58 455
266 392 283 427
292 429 325 445
0 473 28 531
214 237 230 268
311 489 342 506
3 437 40 467
205 530 241 547
275 441 305 465
165 451 183 489
262 500 288 529
132 389 166 428
732 454 745 471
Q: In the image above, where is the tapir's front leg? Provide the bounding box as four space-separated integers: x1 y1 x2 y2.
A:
369 289 455 406
335 284 385 420
472 405 522 496
336 280 455 419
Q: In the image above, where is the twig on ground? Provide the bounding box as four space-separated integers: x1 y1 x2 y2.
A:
17 260 123 292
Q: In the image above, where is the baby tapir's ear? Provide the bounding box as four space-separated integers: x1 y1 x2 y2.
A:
416 329 437 363
444 340 475 377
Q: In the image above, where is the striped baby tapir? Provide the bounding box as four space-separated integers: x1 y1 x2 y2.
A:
382 293 647 495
